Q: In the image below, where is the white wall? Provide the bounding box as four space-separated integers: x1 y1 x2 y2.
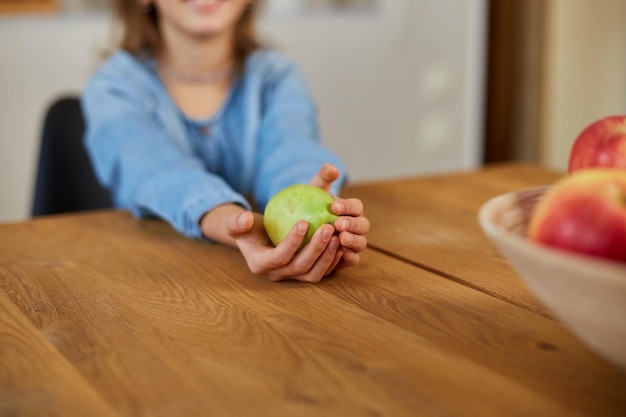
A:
540 0 626 170
259 0 487 180
0 12 112 223
0 0 487 223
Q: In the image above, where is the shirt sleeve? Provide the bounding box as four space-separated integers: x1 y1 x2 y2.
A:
81 67 251 238
252 60 349 209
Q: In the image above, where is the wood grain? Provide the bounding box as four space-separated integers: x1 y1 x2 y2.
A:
0 289 119 417
0 0 58 14
342 162 565 316
1 209 624 416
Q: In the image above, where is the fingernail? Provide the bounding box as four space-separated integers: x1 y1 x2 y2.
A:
322 227 333 241
297 221 308 234
334 202 345 213
238 213 248 227
343 233 354 245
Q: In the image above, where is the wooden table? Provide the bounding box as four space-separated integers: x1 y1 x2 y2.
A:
1 163 625 417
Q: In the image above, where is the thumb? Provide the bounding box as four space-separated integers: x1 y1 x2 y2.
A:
226 211 254 238
309 163 340 192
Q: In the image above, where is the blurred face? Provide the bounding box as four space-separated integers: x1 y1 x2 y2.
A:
151 0 252 40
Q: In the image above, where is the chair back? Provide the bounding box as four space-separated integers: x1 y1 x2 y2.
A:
32 96 112 217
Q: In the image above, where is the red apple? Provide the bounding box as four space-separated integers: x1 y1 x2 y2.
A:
528 169 626 263
568 115 626 173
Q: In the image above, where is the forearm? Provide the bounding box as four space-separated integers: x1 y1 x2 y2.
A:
199 203 248 247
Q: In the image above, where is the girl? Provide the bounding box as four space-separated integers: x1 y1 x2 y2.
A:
81 0 369 282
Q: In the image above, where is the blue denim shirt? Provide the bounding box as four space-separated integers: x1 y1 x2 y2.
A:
81 49 347 238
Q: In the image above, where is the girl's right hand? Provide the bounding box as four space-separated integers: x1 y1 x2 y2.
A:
225 211 343 283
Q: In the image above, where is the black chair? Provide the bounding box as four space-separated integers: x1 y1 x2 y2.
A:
32 96 112 217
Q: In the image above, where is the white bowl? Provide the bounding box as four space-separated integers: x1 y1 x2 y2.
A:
479 186 626 369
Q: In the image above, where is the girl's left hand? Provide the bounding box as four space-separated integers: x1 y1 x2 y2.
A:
330 197 369 269
310 163 370 270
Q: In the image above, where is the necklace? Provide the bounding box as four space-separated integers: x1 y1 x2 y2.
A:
161 64 234 84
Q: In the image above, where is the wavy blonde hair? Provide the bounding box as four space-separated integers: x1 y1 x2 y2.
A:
111 0 262 72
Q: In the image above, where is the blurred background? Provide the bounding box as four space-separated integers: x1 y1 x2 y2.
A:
0 0 625 223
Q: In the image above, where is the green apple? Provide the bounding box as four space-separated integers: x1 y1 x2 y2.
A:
263 184 338 250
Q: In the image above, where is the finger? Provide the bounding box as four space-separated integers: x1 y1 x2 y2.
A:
332 198 364 216
266 235 343 282
336 249 360 270
309 163 340 192
287 224 334 275
325 247 344 276
245 220 308 276
338 231 367 252
334 215 370 236
298 235 341 283
225 211 254 237
264 226 335 282
266 221 309 269
262 222 331 279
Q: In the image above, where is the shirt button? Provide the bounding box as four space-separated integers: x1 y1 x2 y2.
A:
200 126 211 136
